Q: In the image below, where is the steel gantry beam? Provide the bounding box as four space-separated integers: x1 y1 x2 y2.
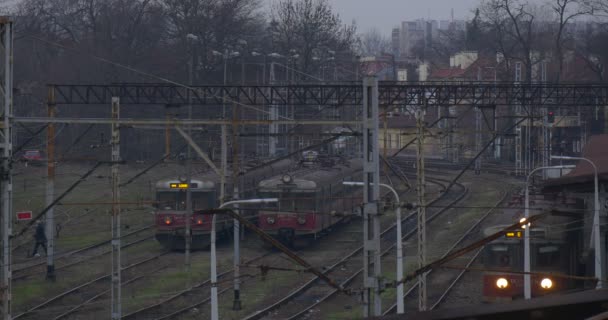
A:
48 83 608 107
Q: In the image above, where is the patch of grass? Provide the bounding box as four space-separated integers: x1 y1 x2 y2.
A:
12 280 52 310
325 307 363 319
123 257 211 311
56 230 108 250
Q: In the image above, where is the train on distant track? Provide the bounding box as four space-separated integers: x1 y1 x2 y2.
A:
153 159 294 249
256 157 362 247
481 194 582 301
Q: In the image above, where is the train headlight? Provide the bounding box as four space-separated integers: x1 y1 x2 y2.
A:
196 218 204 225
519 217 531 229
541 278 553 289
496 278 509 289
164 216 173 225
297 216 307 225
266 216 276 224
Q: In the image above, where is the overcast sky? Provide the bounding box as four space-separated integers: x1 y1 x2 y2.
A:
263 0 482 35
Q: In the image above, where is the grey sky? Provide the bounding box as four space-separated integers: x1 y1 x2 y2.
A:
263 0 482 35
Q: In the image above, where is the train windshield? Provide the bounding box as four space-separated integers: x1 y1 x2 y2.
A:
486 244 514 268
536 245 561 267
157 191 214 211
260 192 316 212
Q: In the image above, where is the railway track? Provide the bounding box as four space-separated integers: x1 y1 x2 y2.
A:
382 180 511 315
12 224 154 281
240 173 467 320
121 252 272 320
13 250 173 320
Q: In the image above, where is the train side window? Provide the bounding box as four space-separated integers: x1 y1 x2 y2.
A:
537 245 560 267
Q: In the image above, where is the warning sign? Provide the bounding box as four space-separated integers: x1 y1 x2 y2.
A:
16 211 32 221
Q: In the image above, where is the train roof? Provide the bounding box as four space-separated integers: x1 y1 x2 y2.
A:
257 158 362 192
154 158 296 191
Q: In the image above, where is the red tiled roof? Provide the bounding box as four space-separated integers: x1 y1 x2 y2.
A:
428 56 499 81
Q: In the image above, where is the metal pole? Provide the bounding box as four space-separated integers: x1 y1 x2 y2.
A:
416 102 427 311
232 100 242 310
593 164 601 288
382 184 404 314
474 105 481 174
221 125 227 205
362 77 382 317
550 156 601 286
184 45 194 277
524 165 570 299
1 18 13 320
524 176 531 300
269 62 277 156
110 97 121 319
210 212 219 320
46 87 56 281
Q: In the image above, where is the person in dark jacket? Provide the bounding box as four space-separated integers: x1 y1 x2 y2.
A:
32 221 47 257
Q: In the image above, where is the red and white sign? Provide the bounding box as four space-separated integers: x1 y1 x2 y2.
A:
16 211 32 221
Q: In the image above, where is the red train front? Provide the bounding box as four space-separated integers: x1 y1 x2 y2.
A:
257 159 362 247
154 178 223 249
481 225 573 301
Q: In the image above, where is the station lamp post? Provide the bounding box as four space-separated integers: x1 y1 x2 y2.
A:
524 165 575 299
343 181 406 314
210 198 278 320
551 155 602 288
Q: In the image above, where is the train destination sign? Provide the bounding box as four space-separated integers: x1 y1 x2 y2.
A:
170 183 189 189
16 211 32 221
505 231 522 238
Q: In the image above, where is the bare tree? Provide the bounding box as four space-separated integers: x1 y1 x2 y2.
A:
480 0 544 83
270 0 356 75
552 0 592 81
358 28 391 57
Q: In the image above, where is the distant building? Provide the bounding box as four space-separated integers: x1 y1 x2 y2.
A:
391 27 401 57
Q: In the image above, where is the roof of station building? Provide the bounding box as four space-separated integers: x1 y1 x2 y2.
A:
544 134 608 187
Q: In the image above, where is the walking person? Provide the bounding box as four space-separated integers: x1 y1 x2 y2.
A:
32 221 47 257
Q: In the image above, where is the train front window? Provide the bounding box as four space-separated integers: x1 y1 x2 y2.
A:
536 245 560 267
260 192 315 211
486 244 512 267
157 191 213 210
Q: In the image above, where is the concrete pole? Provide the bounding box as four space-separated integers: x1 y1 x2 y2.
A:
362 77 382 317
46 88 56 281
110 97 122 319
1 18 13 320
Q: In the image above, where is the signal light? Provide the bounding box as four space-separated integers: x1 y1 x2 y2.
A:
547 111 555 124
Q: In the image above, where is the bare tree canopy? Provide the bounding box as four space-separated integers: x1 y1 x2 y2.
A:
357 28 391 56
269 0 357 76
